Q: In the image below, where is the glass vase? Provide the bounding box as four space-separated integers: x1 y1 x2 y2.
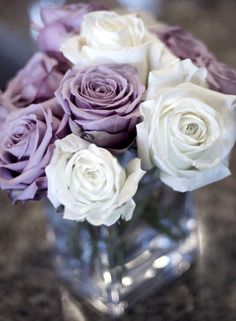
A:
45 170 197 318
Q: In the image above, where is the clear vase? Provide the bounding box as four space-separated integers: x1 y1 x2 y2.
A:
45 170 197 318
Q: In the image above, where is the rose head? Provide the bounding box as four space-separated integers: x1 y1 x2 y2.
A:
137 82 236 192
0 100 68 202
60 11 152 83
155 26 236 95
37 3 106 55
55 64 145 150
1 53 64 111
46 134 145 226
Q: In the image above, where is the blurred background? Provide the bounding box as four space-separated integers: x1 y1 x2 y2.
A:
0 1 236 321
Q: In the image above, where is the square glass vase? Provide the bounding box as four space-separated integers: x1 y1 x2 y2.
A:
45 170 197 318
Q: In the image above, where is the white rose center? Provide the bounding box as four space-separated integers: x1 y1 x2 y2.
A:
179 113 207 143
65 150 115 203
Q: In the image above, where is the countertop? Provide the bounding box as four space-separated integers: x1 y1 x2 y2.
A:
0 1 236 320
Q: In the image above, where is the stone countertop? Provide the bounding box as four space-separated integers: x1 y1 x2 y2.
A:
0 1 236 321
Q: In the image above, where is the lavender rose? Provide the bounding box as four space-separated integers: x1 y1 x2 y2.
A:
206 59 236 95
0 99 68 202
155 26 210 64
55 64 145 150
1 52 64 111
37 3 106 55
155 26 236 95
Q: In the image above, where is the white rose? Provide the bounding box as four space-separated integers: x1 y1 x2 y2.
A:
60 11 177 83
147 59 207 99
137 83 236 192
60 11 149 83
45 134 145 226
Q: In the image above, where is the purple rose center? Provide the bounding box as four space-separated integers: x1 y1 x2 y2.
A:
72 71 133 110
6 121 35 147
2 116 47 160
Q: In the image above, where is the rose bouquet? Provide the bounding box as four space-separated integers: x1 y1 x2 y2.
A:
0 2 236 316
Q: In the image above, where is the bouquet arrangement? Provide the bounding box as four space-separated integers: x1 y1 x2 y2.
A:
0 2 236 227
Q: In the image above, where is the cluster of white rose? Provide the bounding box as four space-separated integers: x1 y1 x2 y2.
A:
46 11 236 226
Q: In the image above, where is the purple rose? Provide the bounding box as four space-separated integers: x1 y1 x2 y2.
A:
155 26 236 95
37 3 106 55
205 58 236 95
0 99 68 202
155 26 211 64
1 52 64 111
56 64 145 150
